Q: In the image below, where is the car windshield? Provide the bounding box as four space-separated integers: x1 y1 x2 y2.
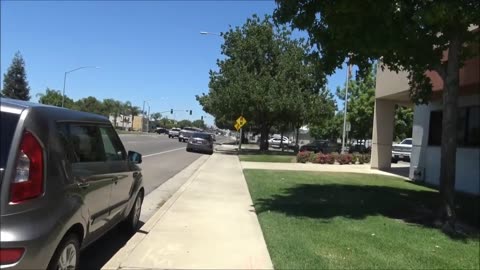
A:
401 139 412 145
192 133 212 140
0 111 20 171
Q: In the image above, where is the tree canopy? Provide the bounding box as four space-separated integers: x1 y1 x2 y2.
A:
197 14 334 150
275 0 479 226
2 51 31 100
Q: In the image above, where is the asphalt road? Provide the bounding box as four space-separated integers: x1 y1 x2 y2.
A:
79 133 229 270
121 133 202 195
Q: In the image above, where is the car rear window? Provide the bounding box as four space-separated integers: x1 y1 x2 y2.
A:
0 112 20 169
192 133 212 140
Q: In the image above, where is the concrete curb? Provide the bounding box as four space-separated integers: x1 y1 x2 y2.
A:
102 155 211 270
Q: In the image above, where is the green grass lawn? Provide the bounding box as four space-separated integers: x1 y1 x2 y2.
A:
244 170 480 269
239 154 296 163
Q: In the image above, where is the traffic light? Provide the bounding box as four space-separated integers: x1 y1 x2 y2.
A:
170 109 173 114
189 110 192 115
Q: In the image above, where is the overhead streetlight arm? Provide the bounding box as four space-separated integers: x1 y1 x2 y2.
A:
200 31 221 37
66 66 100 74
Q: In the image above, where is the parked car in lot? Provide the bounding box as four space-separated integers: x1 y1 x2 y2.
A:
269 136 291 148
299 140 341 154
179 127 202 143
0 98 144 270
392 138 412 163
186 132 214 155
168 128 181 138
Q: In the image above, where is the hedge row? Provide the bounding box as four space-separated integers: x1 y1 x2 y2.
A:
297 151 371 165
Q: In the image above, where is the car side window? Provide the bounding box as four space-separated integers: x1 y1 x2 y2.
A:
99 126 126 161
58 123 105 163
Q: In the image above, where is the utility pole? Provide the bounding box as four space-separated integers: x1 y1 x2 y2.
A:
341 63 352 154
146 104 151 133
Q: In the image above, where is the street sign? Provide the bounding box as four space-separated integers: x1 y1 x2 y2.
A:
346 122 351 132
234 122 241 131
236 116 247 127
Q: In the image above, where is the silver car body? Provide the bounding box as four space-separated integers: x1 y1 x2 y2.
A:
186 133 214 154
0 98 144 269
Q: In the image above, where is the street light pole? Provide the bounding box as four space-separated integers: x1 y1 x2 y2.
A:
341 63 352 154
147 104 151 133
62 66 99 108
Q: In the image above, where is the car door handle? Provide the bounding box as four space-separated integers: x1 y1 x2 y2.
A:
77 181 90 189
75 177 90 189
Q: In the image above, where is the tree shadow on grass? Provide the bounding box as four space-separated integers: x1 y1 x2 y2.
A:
254 183 479 240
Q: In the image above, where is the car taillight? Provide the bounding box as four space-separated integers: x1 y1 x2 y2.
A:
10 131 44 204
0 248 24 265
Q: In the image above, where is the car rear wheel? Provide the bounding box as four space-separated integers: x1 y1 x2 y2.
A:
122 192 143 234
47 234 80 270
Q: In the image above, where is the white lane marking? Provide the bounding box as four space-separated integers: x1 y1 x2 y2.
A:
142 147 186 158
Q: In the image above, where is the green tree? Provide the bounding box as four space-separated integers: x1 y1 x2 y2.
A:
197 15 330 150
394 106 414 141
124 101 141 130
310 112 344 141
75 96 104 115
2 51 31 100
159 117 175 129
192 119 206 129
104 99 124 127
336 66 376 140
37 88 74 108
151 112 162 122
275 0 479 226
177 119 192 128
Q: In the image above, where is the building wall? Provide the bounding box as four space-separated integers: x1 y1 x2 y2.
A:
410 94 480 194
109 114 132 129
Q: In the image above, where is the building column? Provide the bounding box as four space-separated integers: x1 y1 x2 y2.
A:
371 99 396 170
409 105 430 180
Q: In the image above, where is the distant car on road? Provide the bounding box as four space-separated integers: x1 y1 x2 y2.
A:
155 127 168 134
179 127 202 143
0 98 144 270
299 140 340 154
168 128 181 138
186 132 214 155
392 138 412 163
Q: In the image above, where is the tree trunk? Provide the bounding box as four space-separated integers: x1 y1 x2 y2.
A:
439 35 461 229
259 125 270 151
295 126 300 153
131 115 135 130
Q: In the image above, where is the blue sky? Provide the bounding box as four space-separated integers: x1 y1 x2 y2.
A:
1 0 349 126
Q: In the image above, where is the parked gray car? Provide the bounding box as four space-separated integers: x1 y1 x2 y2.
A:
0 98 144 270
186 132 214 155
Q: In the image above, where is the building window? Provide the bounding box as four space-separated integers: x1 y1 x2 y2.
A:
428 106 480 147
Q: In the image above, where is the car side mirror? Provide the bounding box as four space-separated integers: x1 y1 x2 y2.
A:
128 151 142 164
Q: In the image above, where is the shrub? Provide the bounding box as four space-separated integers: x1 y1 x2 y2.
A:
312 153 328 164
352 153 361 164
325 154 335 164
336 154 353 165
359 154 371 164
297 151 313 163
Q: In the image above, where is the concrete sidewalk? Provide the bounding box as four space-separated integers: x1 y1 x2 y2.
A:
103 154 273 270
241 161 410 180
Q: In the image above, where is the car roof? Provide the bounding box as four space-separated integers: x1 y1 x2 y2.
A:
0 97 109 123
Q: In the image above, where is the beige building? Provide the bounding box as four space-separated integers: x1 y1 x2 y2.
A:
371 35 480 194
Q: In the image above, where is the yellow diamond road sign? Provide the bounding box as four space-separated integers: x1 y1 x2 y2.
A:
234 122 241 131
236 116 247 127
